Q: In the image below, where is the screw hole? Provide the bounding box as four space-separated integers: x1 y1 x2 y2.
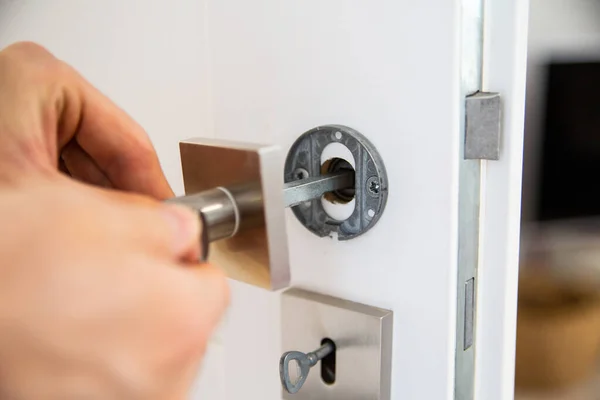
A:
366 176 381 196
334 131 342 140
367 209 375 218
369 181 379 194
293 168 309 181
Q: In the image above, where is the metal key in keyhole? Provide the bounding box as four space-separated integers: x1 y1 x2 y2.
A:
279 341 335 394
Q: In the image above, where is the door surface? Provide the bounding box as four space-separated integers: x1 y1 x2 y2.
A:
0 1 529 399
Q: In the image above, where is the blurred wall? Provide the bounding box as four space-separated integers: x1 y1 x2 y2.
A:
522 0 600 223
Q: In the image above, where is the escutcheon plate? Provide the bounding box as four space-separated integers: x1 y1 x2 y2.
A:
284 125 388 240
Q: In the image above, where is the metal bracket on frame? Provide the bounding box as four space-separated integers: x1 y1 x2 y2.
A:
464 92 502 160
455 92 501 399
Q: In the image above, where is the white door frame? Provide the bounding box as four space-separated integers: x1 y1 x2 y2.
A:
475 0 529 399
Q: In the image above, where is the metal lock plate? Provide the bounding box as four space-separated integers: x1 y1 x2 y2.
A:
464 92 501 160
284 125 388 240
282 288 393 399
179 138 290 290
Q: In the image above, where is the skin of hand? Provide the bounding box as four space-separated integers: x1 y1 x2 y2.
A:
0 42 229 399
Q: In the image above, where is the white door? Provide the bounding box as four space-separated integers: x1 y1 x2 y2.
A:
0 1 529 399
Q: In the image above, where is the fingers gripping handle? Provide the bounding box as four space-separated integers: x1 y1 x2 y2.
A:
165 182 263 261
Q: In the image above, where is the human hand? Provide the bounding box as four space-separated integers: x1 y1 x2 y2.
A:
0 42 229 399
0 41 173 198
0 178 229 400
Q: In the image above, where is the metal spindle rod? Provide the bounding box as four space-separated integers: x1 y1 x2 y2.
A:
168 170 354 244
283 171 354 208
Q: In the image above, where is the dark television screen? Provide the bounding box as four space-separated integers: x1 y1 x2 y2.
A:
537 62 600 221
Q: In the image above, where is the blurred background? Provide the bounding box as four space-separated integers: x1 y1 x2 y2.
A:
516 0 600 399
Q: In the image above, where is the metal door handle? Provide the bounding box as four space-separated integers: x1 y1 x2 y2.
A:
168 126 386 290
167 171 354 260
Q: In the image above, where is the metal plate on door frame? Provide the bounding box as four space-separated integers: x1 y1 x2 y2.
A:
281 288 393 399
284 125 388 240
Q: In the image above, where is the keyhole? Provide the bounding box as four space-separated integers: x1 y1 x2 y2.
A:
320 338 336 385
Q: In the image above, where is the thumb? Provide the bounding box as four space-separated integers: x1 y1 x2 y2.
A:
157 204 203 261
116 199 203 261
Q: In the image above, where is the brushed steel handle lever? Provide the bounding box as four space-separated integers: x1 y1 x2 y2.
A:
166 170 354 260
